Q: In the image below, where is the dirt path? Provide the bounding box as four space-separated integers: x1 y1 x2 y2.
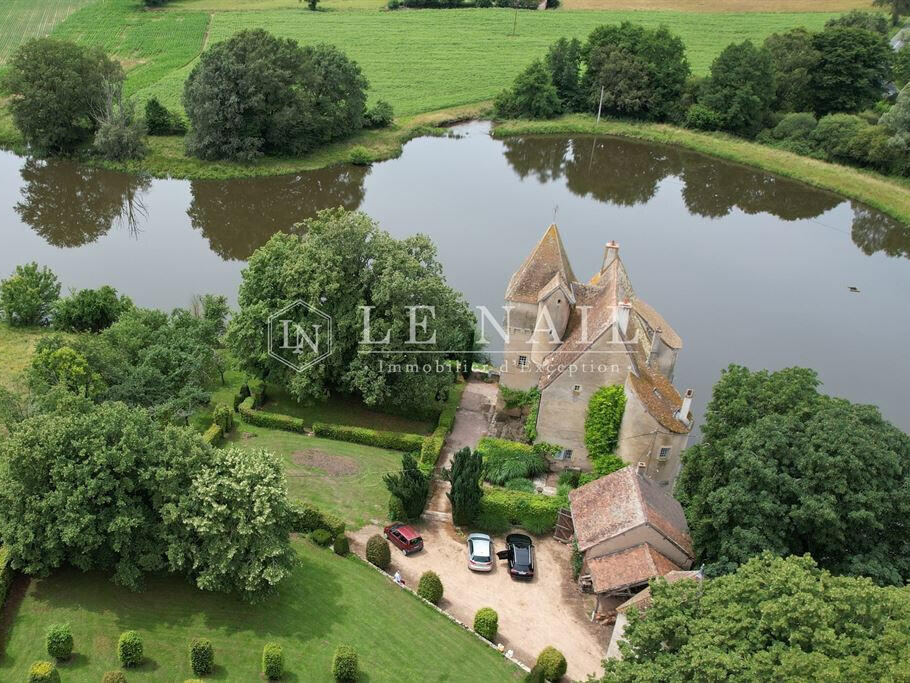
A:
350 522 607 680
425 380 496 517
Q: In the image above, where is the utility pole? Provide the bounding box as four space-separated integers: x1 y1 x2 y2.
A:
596 85 605 124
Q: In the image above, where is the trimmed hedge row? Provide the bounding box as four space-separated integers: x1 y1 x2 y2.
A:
419 380 466 473
474 488 561 535
0 546 13 614
313 422 425 452
202 423 222 445
289 501 346 537
238 397 308 433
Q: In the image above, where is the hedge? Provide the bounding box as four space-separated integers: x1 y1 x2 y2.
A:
366 534 391 570
28 661 59 683
419 380 466 472
189 638 214 676
313 422 425 452
238 397 308 434
417 570 444 605
332 644 358 682
101 672 127 683
536 646 567 681
0 546 13 614
45 623 73 660
289 501 346 537
310 528 333 547
118 631 142 668
474 487 561 535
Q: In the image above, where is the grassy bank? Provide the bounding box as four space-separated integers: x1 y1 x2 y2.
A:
0 539 523 680
493 115 910 225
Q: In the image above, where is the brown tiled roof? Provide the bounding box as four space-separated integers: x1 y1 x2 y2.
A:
626 367 691 434
615 569 702 613
633 298 682 350
587 543 681 595
568 466 694 559
504 224 576 304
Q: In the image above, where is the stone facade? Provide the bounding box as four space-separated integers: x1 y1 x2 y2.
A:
500 225 693 487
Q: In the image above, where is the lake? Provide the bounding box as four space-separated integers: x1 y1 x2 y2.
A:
2 121 908 433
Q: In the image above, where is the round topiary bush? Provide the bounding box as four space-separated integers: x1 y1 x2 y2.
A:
473 607 498 641
28 660 59 683
365 534 391 570
101 672 127 683
417 571 443 605
333 533 350 556
45 623 73 660
332 644 358 682
536 646 567 681
262 642 284 680
310 528 333 547
189 638 214 676
118 631 143 668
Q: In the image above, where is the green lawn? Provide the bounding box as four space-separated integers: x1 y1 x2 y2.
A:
0 540 523 681
262 384 435 435
225 422 402 528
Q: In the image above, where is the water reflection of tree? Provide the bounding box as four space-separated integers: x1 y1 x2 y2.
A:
850 203 910 259
500 135 845 221
16 158 151 247
186 165 370 261
501 137 570 183
565 138 681 206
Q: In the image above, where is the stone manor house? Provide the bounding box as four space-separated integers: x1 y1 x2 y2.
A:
500 225 694 487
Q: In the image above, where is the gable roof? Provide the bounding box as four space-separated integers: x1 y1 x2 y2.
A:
615 569 702 613
568 466 694 560
586 543 681 595
504 225 576 304
632 298 682 350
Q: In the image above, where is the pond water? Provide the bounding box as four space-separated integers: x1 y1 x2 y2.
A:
2 121 909 434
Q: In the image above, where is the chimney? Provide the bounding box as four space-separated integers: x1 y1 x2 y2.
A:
676 389 694 424
616 299 632 336
602 241 619 272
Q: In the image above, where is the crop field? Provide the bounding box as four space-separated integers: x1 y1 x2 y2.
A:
0 0 96 63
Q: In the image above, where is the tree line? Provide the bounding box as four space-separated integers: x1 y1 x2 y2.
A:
495 12 910 177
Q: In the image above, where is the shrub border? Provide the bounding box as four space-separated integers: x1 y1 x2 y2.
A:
419 380 466 474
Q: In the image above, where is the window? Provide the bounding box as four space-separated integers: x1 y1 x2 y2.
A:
560 449 573 460
657 446 671 461
517 355 528 369
572 384 582 393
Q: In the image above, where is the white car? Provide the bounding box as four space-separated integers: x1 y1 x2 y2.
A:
467 533 493 572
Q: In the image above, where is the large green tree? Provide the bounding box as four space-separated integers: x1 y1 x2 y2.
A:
873 0 910 25
604 554 910 681
3 38 122 154
226 208 474 413
0 262 60 326
183 29 367 161
582 22 690 121
675 365 910 585
699 41 775 137
762 29 819 112
809 26 891 116
545 38 583 111
0 401 296 600
493 60 563 120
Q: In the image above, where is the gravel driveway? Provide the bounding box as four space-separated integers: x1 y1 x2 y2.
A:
351 521 608 680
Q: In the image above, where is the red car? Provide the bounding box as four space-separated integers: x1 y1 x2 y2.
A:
383 523 424 555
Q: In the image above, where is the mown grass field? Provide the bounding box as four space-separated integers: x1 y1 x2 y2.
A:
34 0 842 116
225 423 402 527
0 540 523 681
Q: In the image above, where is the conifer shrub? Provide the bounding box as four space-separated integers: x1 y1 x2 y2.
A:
189 638 214 676
262 642 284 680
473 607 498 641
366 534 391 570
118 631 143 668
332 644 358 681
417 570 444 604
536 646 567 681
333 533 350 556
45 623 73 660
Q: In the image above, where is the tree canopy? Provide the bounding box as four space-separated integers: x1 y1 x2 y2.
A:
226 208 474 413
0 401 296 600
809 26 892 116
3 38 122 154
604 554 910 681
675 365 910 585
699 41 775 137
183 29 368 161
493 60 562 120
